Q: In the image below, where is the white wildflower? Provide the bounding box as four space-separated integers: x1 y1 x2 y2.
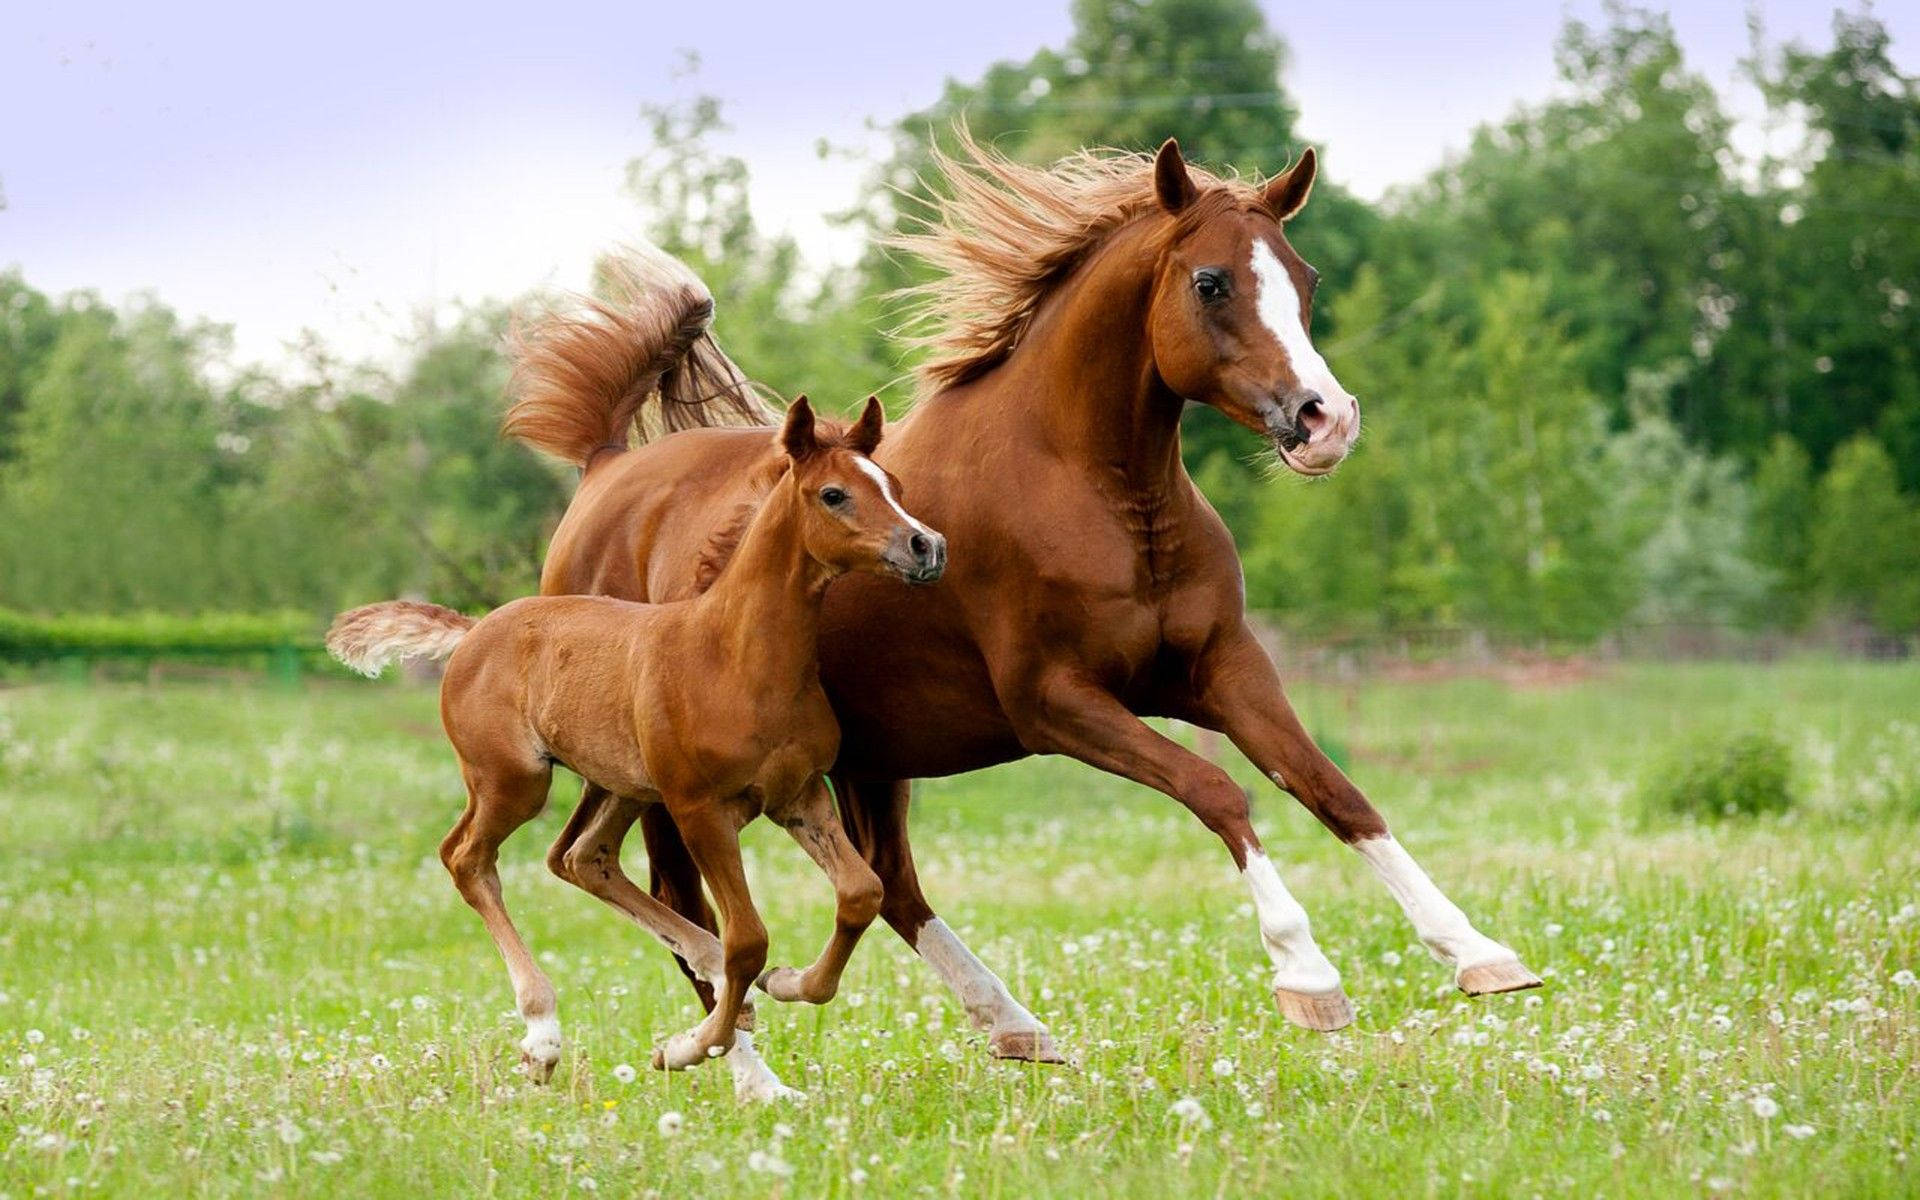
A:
657 1111 684 1137
612 1063 637 1085
1784 1123 1816 1139
1168 1096 1212 1130
1211 1057 1235 1078
1751 1095 1780 1120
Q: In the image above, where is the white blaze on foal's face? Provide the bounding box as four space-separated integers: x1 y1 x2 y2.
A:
1248 239 1352 412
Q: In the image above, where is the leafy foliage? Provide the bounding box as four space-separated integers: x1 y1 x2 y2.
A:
0 2 1916 642
1642 729 1796 820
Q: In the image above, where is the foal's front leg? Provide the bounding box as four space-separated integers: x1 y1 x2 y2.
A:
1009 673 1353 1031
1191 626 1542 996
758 777 884 1004
651 796 786 1086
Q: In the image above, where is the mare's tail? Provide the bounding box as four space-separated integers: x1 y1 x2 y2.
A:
326 601 476 678
503 241 777 467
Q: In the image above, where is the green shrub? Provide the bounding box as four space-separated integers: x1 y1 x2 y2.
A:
1642 730 1796 820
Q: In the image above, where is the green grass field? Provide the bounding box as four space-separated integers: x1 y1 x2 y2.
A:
2 661 1917 1197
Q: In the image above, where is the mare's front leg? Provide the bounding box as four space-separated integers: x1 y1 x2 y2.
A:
1008 673 1352 1030
834 775 1066 1061
1189 625 1542 996
757 777 884 1004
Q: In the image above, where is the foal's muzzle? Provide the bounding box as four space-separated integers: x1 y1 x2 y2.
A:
887 528 947 585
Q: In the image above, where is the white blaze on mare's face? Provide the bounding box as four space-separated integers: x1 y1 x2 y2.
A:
1354 836 1521 972
1241 849 1342 995
852 456 932 536
1248 240 1349 407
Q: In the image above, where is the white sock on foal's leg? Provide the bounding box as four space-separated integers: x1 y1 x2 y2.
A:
1354 836 1540 994
726 1031 803 1103
914 917 1064 1061
1241 847 1352 1031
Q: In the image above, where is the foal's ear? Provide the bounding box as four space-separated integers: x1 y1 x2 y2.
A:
1154 138 1197 214
780 395 818 459
848 396 885 455
1263 146 1317 221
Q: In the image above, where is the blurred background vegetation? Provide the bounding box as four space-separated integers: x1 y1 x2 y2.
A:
1 0 1915 650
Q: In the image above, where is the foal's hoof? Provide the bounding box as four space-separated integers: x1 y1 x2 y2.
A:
1273 986 1355 1032
1458 958 1544 996
989 1028 1069 1064
755 966 815 1004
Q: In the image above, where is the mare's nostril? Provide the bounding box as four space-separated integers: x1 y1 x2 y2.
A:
909 533 933 559
1295 394 1328 443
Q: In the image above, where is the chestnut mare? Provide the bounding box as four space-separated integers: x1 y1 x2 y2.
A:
329 398 946 1099
512 137 1540 1072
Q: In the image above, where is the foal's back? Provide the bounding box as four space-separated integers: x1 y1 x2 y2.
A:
441 593 679 797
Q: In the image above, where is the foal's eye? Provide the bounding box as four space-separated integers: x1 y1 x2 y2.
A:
1192 268 1231 305
1305 266 1321 295
820 486 848 507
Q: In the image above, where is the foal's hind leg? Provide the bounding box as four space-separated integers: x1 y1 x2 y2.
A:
757 777 884 1005
442 763 564 1081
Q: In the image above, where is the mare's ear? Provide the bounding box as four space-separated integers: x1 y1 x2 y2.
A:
847 396 885 455
1154 139 1197 214
1263 146 1317 221
780 395 818 459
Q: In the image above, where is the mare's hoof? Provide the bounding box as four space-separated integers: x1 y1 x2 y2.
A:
1458 959 1544 996
989 1028 1069 1064
1273 986 1355 1032
520 1049 558 1084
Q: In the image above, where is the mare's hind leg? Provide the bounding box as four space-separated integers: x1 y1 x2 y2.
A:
835 775 1064 1063
441 762 564 1081
757 777 884 1004
547 784 795 1101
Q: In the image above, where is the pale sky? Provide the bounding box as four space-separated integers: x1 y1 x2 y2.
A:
2 1 1912 371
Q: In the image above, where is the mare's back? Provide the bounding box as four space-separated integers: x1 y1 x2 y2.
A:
541 426 774 604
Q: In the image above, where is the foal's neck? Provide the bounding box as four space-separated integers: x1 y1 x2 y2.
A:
697 475 832 685
986 220 1187 496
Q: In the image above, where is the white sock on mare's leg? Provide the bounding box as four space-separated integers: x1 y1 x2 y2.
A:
914 917 1061 1059
1241 849 1341 995
1355 836 1522 973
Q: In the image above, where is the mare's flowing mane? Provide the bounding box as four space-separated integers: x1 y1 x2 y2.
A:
891 128 1262 394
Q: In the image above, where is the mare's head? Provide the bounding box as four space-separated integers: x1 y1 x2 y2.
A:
779 396 946 585
1145 140 1359 476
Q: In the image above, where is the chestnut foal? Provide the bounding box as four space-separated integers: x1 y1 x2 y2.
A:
326 397 945 1095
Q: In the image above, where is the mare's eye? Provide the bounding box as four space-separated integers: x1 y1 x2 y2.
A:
820 486 848 507
1192 268 1231 304
1306 266 1321 295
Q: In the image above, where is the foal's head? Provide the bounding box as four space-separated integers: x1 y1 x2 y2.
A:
1145 141 1359 476
779 396 946 585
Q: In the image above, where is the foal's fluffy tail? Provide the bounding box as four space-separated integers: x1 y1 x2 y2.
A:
503 241 777 467
326 601 476 678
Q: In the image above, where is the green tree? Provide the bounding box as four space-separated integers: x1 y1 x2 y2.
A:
1748 434 1817 626
1810 435 1920 633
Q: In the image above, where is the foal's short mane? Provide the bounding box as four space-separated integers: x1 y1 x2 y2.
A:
690 413 872 594
892 128 1267 394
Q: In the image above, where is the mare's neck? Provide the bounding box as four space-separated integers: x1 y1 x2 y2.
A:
971 220 1188 496
697 475 832 688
